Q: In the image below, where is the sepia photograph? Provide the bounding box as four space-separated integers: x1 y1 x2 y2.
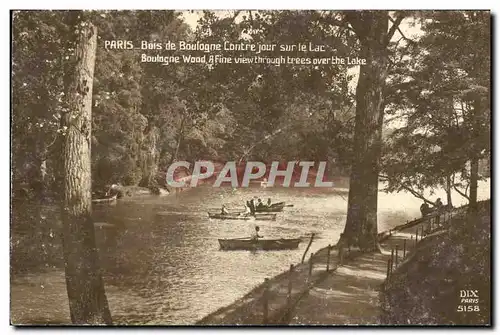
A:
10 9 491 326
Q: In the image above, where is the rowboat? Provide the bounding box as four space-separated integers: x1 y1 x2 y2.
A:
92 194 118 203
208 212 277 221
218 238 301 251
254 202 290 213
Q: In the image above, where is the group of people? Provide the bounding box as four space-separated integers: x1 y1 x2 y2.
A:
220 197 273 216
244 197 272 214
420 198 445 217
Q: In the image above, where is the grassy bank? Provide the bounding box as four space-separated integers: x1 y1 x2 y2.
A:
380 200 491 325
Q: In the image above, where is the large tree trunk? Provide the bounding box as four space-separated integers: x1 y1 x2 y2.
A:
446 174 453 207
342 12 390 252
61 20 112 325
469 157 479 213
140 125 159 187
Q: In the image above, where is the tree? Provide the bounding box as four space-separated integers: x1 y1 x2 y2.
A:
192 10 354 165
382 11 490 214
60 14 112 324
341 11 406 251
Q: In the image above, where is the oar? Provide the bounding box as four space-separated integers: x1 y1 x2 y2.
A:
268 202 293 207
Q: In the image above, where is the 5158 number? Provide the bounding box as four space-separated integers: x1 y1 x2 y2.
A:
457 305 480 312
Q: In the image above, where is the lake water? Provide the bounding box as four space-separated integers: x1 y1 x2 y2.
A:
10 181 490 325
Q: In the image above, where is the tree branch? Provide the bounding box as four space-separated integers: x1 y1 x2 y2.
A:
38 132 61 162
231 10 241 23
379 174 435 205
454 185 470 201
387 13 405 42
387 14 417 46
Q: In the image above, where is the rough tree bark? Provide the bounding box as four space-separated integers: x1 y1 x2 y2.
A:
170 115 186 165
140 125 159 187
341 11 398 252
61 19 112 324
469 157 479 213
446 175 453 207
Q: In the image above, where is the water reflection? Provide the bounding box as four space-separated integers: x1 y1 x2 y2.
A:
11 181 490 325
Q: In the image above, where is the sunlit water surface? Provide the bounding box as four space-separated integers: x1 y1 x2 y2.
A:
10 181 490 324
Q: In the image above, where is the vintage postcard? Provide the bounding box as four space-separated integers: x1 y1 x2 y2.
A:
10 9 491 326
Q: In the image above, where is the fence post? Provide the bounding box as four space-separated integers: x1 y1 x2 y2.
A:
263 278 269 323
326 245 331 272
287 264 294 308
301 233 315 264
395 245 399 268
308 252 314 279
403 239 407 258
415 229 419 244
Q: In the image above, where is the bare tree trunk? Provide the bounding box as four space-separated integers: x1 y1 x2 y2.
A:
469 157 479 213
342 12 391 252
61 20 112 325
446 174 453 207
140 125 159 187
170 116 186 164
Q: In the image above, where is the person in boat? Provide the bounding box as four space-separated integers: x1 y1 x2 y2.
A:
250 198 257 212
267 198 272 207
221 205 229 215
256 198 265 209
251 226 263 241
243 202 252 216
247 200 256 215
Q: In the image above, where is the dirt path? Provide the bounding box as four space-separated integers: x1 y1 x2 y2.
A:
288 211 459 325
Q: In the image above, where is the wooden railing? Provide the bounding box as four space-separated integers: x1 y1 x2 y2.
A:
256 209 459 324
385 209 457 281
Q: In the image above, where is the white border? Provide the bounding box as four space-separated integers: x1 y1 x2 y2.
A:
2 1 498 335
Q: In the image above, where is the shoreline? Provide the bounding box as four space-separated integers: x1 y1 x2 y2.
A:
196 212 434 325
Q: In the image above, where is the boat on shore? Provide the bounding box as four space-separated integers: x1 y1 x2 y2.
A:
218 237 301 251
208 212 277 221
92 194 118 203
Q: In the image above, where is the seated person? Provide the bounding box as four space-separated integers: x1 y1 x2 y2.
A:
243 203 251 215
247 200 256 214
251 226 263 241
221 205 229 215
256 198 265 209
